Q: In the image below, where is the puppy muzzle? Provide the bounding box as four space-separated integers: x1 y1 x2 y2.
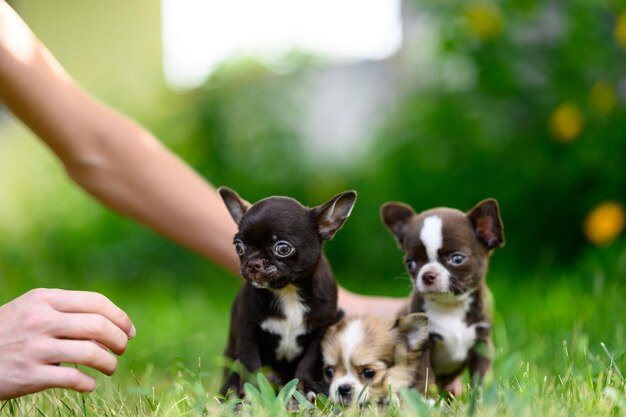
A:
243 262 298 289
241 259 280 287
416 262 450 294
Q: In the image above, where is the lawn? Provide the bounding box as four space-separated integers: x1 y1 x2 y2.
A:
2 246 625 416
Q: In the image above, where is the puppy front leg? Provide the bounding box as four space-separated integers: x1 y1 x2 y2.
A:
413 344 436 397
468 323 492 386
234 325 262 396
295 334 323 399
220 321 240 396
468 345 491 386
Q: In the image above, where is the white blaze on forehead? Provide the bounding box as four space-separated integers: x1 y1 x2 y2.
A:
341 318 365 370
329 319 367 403
420 215 443 262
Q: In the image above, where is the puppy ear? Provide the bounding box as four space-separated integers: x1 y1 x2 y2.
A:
394 313 429 351
380 202 415 248
217 186 250 224
313 191 357 240
467 198 505 250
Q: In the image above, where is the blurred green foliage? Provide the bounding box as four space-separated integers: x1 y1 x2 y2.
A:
173 0 626 284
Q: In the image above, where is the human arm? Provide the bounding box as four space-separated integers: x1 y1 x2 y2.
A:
0 0 239 273
0 289 135 400
0 2 404 317
337 287 404 317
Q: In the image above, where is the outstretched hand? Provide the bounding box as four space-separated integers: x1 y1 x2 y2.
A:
0 289 135 400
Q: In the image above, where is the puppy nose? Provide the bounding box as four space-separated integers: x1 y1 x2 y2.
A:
247 259 263 272
337 384 352 397
422 271 437 285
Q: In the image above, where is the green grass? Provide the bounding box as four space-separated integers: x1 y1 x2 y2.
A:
1 340 624 417
2 261 625 416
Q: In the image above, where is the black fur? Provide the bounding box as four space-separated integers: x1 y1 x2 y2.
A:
219 188 356 396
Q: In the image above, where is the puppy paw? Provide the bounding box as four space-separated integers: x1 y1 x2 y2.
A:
265 371 284 386
219 384 241 400
236 381 247 399
443 377 463 398
306 391 316 402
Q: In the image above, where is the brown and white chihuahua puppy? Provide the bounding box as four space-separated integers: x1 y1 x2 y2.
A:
219 187 357 398
321 313 432 405
381 199 504 393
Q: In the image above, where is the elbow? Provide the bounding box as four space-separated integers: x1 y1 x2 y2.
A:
60 119 141 194
63 153 110 196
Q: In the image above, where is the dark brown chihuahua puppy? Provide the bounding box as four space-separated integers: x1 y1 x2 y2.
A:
381 199 504 394
219 187 357 398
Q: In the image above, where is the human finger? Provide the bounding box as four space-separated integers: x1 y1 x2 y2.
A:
43 289 135 338
53 312 129 356
44 339 118 376
36 365 97 393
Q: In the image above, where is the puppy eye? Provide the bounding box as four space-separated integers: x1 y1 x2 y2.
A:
406 260 417 272
361 368 376 379
448 252 468 266
234 239 245 256
324 366 335 379
273 240 295 258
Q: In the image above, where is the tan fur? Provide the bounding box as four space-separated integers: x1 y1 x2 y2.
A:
322 314 431 404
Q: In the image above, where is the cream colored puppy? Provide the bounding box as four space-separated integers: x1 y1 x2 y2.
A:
321 313 433 405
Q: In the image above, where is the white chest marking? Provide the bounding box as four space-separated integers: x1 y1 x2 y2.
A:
424 296 477 375
260 285 309 362
420 216 443 262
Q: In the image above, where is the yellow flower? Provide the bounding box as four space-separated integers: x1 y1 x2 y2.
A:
584 202 626 246
549 103 584 143
466 4 503 40
589 81 617 116
615 12 626 49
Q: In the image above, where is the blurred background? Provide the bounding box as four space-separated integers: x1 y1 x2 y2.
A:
1 0 625 387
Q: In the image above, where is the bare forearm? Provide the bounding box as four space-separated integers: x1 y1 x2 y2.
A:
337 287 405 317
65 124 241 273
0 2 407 316
0 2 239 272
